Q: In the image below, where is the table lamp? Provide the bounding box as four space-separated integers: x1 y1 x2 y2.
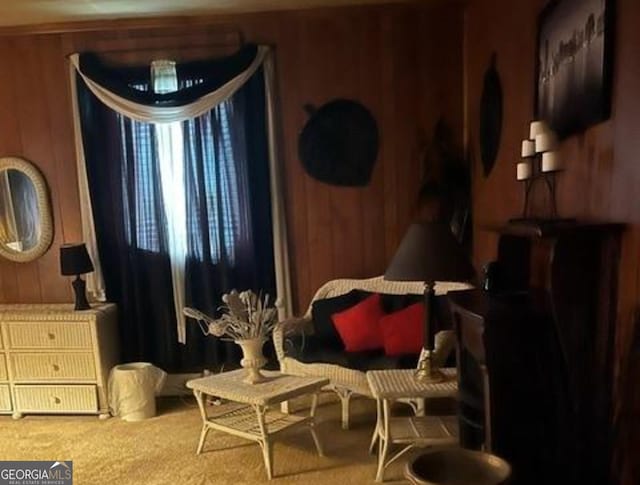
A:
385 222 474 382
60 243 94 311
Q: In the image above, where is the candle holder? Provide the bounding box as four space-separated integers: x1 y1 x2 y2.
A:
510 137 561 222
512 153 561 222
512 152 564 223
511 122 576 225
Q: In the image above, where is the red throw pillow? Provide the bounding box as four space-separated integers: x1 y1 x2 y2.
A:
379 302 424 356
331 293 384 352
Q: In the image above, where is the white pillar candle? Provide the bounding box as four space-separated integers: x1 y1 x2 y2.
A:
529 120 549 140
521 139 536 158
541 151 561 172
535 132 556 153
517 161 532 180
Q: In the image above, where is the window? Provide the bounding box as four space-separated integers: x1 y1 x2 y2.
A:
119 60 241 263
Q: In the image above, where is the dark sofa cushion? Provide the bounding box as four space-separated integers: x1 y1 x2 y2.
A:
345 350 420 371
285 335 419 371
284 334 342 363
312 348 419 372
311 289 371 350
380 293 423 313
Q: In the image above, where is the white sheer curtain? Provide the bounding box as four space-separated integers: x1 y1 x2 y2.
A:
152 60 190 343
69 46 292 342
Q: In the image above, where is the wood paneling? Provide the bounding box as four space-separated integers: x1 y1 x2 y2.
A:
464 0 640 483
0 4 464 315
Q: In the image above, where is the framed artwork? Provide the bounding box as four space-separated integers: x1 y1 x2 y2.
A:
536 0 613 138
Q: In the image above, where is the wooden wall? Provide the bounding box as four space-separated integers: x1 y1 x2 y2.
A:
464 0 640 482
0 3 464 312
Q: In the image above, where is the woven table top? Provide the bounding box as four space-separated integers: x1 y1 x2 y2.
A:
0 303 116 320
187 370 329 406
366 367 458 399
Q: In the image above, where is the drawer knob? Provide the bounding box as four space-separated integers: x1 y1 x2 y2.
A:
53 396 61 404
47 333 56 340
52 364 60 372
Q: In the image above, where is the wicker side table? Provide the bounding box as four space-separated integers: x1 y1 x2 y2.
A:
367 368 459 482
187 370 329 480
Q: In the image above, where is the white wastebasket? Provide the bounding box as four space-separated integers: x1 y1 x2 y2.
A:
108 362 167 421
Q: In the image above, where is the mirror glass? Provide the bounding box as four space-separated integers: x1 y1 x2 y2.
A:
0 169 41 252
0 157 53 262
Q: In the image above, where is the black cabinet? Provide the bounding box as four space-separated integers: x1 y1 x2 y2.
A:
448 221 623 485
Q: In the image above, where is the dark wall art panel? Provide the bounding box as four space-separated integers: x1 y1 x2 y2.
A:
536 0 613 138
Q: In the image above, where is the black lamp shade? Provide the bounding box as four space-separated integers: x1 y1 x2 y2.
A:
384 223 475 283
60 243 94 276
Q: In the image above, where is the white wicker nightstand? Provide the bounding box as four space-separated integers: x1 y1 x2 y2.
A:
187 370 329 480
367 368 459 482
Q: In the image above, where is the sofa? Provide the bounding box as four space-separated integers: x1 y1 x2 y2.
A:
272 276 472 429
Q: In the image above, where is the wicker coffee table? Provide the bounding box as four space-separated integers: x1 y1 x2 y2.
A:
187 370 329 480
367 368 459 482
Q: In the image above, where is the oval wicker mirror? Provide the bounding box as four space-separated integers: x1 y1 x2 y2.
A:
0 157 53 262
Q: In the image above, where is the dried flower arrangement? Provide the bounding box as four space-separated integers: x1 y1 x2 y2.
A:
183 290 278 342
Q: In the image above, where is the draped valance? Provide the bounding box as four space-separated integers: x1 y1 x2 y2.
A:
69 45 269 123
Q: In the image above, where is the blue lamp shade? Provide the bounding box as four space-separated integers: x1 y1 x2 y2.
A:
60 243 94 276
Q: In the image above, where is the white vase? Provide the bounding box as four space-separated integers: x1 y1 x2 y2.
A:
236 337 267 384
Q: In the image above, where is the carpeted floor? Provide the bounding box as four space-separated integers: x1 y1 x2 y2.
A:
0 395 414 484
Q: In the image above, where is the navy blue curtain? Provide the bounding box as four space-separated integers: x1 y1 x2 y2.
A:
77 45 276 373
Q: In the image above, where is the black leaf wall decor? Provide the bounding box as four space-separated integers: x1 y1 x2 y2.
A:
479 53 503 177
298 99 379 187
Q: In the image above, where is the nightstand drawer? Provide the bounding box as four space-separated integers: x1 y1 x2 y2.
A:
0 384 11 411
6 323 92 349
14 385 97 413
11 353 95 381
0 354 6 381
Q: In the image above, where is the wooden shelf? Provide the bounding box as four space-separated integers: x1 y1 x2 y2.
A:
483 219 625 238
